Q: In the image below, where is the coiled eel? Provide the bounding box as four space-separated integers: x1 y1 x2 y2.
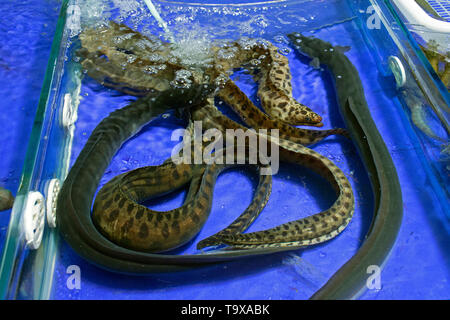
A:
56 85 305 274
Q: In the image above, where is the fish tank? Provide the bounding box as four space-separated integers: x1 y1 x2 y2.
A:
0 0 448 300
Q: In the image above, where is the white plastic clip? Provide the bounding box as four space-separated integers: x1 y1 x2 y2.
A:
388 56 406 87
45 179 60 228
23 191 45 250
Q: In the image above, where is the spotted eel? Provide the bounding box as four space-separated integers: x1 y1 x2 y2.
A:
91 120 274 253
88 77 354 253
208 38 323 126
57 35 357 274
191 87 355 249
288 33 403 299
90 69 355 252
57 87 355 271
77 21 323 127
57 85 288 273
76 21 354 252
56 81 354 274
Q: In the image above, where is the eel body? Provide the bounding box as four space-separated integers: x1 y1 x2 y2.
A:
288 33 403 299
57 23 359 284
77 21 324 126
91 135 274 253
56 86 304 274
192 98 354 250
57 80 354 273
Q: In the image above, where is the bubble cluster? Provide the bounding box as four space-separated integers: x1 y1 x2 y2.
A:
216 45 238 60
214 73 229 88
237 37 259 51
170 69 193 89
142 64 167 75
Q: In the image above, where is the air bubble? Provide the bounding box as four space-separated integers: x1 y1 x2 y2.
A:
170 69 193 88
274 35 287 44
126 55 136 63
250 59 261 66
279 47 291 56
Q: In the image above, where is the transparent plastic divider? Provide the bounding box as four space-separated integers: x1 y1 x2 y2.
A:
0 0 72 300
383 0 450 130
363 0 449 215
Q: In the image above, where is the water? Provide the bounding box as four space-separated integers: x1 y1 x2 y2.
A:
2 0 449 300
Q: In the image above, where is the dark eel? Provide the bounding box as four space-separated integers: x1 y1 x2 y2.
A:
56 83 353 273
57 22 356 274
287 33 403 299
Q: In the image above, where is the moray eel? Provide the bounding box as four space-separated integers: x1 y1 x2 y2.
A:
56 84 354 273
219 80 348 143
288 33 403 299
57 23 357 286
83 38 354 252
56 84 351 274
56 85 306 274
209 38 323 126
191 95 355 250
77 21 323 127
79 81 355 256
0 187 14 211
91 124 274 253
57 57 355 275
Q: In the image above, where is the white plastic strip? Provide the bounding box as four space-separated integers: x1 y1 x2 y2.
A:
392 0 450 33
22 191 45 250
143 0 175 43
